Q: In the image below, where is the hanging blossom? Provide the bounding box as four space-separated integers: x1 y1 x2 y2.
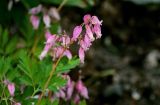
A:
3 80 15 97
39 14 102 63
51 74 89 104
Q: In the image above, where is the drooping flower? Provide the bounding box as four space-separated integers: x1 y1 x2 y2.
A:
8 83 15 96
91 16 102 25
83 14 91 25
85 25 95 41
43 14 51 28
39 34 58 60
84 34 92 48
61 35 71 47
64 50 72 59
73 94 80 104
76 80 89 99
14 102 21 105
66 78 74 100
30 15 40 30
72 26 82 41
78 47 85 63
48 7 60 21
29 4 42 15
93 24 102 39
45 30 52 40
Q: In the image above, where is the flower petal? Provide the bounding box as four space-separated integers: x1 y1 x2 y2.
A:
72 26 82 41
78 47 85 63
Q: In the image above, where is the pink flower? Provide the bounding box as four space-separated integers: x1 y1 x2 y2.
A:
43 14 51 28
73 94 80 104
45 31 52 40
30 15 40 30
55 89 66 99
85 25 95 41
84 34 92 48
14 102 21 105
76 80 89 99
91 16 102 25
66 79 74 100
39 50 48 60
80 40 87 51
93 24 102 39
64 50 72 59
39 34 57 60
61 35 71 47
7 83 15 96
78 47 85 63
83 14 91 24
55 47 64 58
79 35 92 51
29 4 42 15
72 26 82 41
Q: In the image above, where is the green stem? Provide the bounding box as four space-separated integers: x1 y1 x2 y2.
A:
36 49 65 105
57 0 68 12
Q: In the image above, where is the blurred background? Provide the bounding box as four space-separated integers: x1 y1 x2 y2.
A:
1 0 160 105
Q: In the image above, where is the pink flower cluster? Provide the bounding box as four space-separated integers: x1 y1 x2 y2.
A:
39 31 72 60
29 4 60 30
39 14 102 63
52 74 88 104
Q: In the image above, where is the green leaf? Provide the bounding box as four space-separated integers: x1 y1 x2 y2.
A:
19 75 33 86
52 99 59 105
5 36 17 54
56 56 80 73
48 75 67 92
1 29 8 48
0 57 11 78
13 8 34 41
79 100 87 105
6 68 20 81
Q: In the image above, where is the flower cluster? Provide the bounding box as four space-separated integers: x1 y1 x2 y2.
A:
29 4 60 30
52 74 89 104
39 14 102 63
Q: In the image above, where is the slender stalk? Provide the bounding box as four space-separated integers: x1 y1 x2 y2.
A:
57 0 68 12
36 49 65 105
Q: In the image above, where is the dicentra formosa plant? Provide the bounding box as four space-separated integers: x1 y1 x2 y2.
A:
33 13 103 105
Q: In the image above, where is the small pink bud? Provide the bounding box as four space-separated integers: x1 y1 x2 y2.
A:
30 15 40 30
93 24 102 39
29 4 42 15
73 94 80 104
79 47 85 63
8 83 15 96
83 14 91 24
72 26 82 41
91 16 102 25
76 80 89 99
43 14 51 28
85 25 95 41
14 102 21 105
